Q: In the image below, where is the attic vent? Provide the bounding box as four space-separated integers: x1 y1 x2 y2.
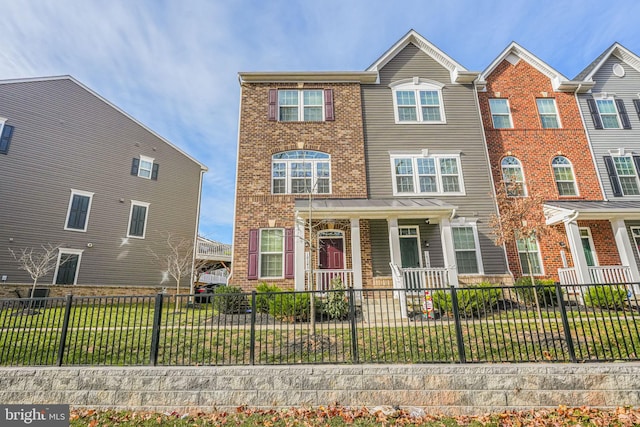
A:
613 63 625 77
505 53 520 65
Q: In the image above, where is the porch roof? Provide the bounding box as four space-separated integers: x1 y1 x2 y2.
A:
294 197 457 219
544 200 640 225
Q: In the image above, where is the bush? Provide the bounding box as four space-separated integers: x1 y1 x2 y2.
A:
256 282 281 313
268 292 311 322
212 285 248 314
433 282 501 318
513 277 558 307
321 277 350 320
584 285 627 310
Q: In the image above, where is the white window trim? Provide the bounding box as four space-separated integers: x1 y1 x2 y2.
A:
0 117 6 136
52 248 84 285
451 222 484 275
138 155 155 179
63 189 95 232
278 89 325 122
631 226 640 263
127 200 150 239
612 155 640 196
579 227 599 266
258 228 285 279
399 226 423 268
536 98 562 129
551 156 579 197
390 78 446 124
489 98 514 129
390 153 465 196
594 94 622 129
517 237 544 276
271 152 332 195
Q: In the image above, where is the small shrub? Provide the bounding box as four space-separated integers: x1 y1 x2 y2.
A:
212 285 248 314
321 277 350 320
513 277 558 307
584 285 627 310
256 282 281 313
433 282 501 318
268 292 310 322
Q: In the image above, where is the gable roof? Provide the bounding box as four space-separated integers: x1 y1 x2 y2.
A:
479 42 593 92
0 75 208 171
366 29 479 84
575 42 640 81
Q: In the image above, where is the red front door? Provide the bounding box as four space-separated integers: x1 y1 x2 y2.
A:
319 238 344 290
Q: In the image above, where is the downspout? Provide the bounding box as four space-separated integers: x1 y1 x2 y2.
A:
190 167 206 295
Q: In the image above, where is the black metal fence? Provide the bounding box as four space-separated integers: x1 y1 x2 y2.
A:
0 283 639 366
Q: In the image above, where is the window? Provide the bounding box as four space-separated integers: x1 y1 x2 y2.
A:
391 155 463 196
272 150 330 194
586 97 631 129
604 155 640 196
596 99 621 129
64 190 94 232
551 156 578 196
501 156 527 197
127 201 149 238
268 89 334 122
391 79 445 124
489 99 513 129
259 229 284 278
131 156 159 180
53 248 83 285
536 98 561 128
631 227 640 262
0 118 15 155
452 226 482 274
517 237 543 275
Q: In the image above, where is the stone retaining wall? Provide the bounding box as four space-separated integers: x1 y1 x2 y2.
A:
1 364 639 414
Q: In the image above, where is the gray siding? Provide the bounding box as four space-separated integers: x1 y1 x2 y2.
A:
577 56 640 200
0 79 203 287
362 43 507 275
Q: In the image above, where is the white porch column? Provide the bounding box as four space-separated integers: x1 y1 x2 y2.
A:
564 220 591 284
294 218 306 291
388 217 401 267
611 218 640 282
440 218 458 287
350 218 363 290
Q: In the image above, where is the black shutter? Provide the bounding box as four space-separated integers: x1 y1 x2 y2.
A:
633 99 640 121
131 158 140 175
0 124 14 154
586 98 603 129
67 195 90 229
267 89 278 121
151 163 159 180
129 205 147 237
324 89 334 121
616 99 632 129
604 156 623 197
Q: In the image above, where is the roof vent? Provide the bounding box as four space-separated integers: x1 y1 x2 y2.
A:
613 63 625 77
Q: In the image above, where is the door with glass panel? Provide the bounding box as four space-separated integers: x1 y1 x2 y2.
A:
399 227 422 290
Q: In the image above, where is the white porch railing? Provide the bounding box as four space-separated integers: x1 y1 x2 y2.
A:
399 267 451 292
558 267 579 285
198 270 229 284
558 266 632 285
196 239 232 262
312 269 354 291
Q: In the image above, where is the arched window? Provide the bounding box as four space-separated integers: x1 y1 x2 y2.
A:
501 156 526 197
272 150 331 194
551 156 578 196
390 78 446 124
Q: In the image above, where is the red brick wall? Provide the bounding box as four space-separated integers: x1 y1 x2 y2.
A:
478 58 604 280
232 83 369 290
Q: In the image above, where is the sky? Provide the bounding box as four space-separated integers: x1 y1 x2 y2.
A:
1 0 639 244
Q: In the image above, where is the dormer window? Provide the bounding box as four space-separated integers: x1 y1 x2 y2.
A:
391 79 446 124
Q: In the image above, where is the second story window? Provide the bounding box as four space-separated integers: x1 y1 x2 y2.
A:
127 201 150 238
586 96 632 129
272 150 331 194
391 79 445 124
391 154 463 196
501 156 526 197
604 155 640 196
536 98 561 128
64 189 94 232
268 89 334 122
131 156 159 180
489 99 513 129
551 156 578 196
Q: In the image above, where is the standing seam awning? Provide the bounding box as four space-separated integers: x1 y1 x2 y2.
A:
544 200 640 225
294 198 458 220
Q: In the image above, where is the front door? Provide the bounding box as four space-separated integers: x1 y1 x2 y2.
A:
399 227 421 268
580 228 598 267
318 235 344 290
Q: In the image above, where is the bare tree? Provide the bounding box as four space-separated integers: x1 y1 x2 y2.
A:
8 243 63 304
149 233 196 309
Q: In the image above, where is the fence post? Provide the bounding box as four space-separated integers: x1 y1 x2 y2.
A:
348 287 359 364
149 293 164 366
555 283 577 363
450 286 466 363
56 294 73 367
249 291 257 365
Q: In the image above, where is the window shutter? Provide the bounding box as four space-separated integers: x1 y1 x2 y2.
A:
604 156 623 197
0 124 14 154
247 229 259 280
267 89 278 121
586 98 603 129
634 156 640 182
616 99 632 129
130 205 146 236
131 158 140 175
284 228 295 279
151 163 159 180
324 89 334 121
633 99 640 121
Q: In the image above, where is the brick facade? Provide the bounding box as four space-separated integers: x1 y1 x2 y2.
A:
479 58 604 280
232 82 369 290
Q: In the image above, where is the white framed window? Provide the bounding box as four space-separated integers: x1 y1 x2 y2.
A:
612 156 640 196
501 156 527 197
138 155 154 179
489 99 513 129
536 98 561 128
595 98 621 129
517 237 543 275
551 156 578 196
64 189 94 232
272 150 331 194
259 228 284 278
53 248 83 285
452 225 483 275
279 89 324 122
127 201 150 239
390 154 464 196
391 79 446 124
